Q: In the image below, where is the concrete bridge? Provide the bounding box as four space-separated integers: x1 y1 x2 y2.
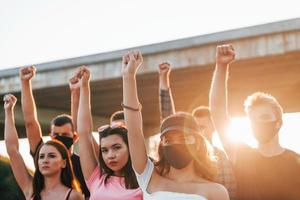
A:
1 18 300 139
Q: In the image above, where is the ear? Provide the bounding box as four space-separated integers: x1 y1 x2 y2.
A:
61 159 67 169
276 118 283 130
73 131 79 143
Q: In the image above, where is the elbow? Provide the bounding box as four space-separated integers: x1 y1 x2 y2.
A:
6 145 19 157
24 120 38 129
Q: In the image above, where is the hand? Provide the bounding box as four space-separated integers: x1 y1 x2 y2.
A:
69 75 81 91
19 66 36 81
216 44 235 66
3 94 17 111
122 50 143 76
76 66 91 87
158 62 171 78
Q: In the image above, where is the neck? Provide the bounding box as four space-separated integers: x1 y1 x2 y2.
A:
167 161 198 182
44 172 63 191
258 134 285 157
113 170 123 177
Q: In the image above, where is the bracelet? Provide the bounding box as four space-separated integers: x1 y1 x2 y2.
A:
121 102 142 111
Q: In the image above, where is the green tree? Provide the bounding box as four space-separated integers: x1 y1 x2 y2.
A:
0 155 26 200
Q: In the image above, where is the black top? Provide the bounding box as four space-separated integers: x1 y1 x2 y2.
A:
31 139 90 198
235 145 300 200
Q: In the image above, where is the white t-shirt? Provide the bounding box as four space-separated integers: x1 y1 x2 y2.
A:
135 159 207 200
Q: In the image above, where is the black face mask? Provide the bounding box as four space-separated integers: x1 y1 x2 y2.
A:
162 144 194 169
54 135 74 149
251 121 279 144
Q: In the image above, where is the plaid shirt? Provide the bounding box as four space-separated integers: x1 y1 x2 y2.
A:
159 88 237 199
215 147 237 200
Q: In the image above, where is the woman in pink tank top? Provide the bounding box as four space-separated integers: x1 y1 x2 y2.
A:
4 94 83 200
76 66 142 200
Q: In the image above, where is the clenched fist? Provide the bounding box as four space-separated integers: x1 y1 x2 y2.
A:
158 62 171 78
122 50 143 76
19 66 36 81
216 44 235 66
3 94 17 111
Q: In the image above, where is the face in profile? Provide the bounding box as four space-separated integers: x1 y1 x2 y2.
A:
100 134 129 174
38 144 66 176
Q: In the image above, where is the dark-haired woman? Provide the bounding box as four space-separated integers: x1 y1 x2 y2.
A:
76 66 142 200
122 51 230 200
4 94 83 200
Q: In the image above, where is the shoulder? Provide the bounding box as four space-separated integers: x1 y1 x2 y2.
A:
69 190 84 200
198 182 229 200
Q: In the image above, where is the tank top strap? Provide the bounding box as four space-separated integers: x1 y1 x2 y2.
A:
64 188 73 200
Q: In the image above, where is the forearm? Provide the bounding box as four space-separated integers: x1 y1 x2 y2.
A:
78 85 93 136
71 89 80 132
122 74 147 173
159 88 176 120
210 64 229 118
21 80 39 123
4 110 19 155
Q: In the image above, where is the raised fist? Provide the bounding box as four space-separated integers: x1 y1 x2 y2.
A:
158 62 171 77
3 94 17 111
122 50 143 76
76 65 91 87
216 44 235 66
69 75 80 91
19 66 36 81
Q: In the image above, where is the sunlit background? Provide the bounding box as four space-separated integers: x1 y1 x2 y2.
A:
1 113 299 170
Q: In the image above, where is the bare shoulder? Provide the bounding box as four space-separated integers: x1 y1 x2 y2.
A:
69 190 84 200
201 182 229 200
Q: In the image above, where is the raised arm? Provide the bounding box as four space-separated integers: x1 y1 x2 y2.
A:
69 75 81 133
4 94 33 198
70 70 99 160
209 44 237 163
122 51 148 174
76 66 98 180
19 66 43 154
158 62 175 120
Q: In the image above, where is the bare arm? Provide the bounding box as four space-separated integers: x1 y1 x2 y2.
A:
122 51 148 174
158 62 175 120
70 72 100 161
20 66 43 154
70 76 80 133
209 184 230 200
76 66 98 180
209 44 237 164
4 94 33 198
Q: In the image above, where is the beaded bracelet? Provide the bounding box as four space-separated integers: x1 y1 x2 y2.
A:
121 102 142 111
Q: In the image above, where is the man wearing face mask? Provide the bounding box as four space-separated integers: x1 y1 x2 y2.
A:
19 66 90 199
210 44 300 200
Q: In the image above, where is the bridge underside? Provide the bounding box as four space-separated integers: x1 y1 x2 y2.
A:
1 50 300 139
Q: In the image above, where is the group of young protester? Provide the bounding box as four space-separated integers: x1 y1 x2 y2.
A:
4 44 300 200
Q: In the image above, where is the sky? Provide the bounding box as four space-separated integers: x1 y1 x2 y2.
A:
1 0 300 69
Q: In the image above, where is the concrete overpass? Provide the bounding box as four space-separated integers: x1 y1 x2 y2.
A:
1 18 300 139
